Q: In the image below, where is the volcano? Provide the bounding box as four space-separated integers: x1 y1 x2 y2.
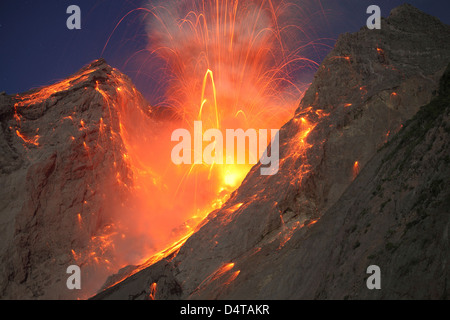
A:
1 4 450 300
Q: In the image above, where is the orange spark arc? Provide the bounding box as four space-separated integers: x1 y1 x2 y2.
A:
15 130 40 146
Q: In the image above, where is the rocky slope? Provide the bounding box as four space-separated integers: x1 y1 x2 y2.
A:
187 63 450 300
0 59 150 299
92 4 450 299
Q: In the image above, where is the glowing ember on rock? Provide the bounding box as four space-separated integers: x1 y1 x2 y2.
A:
353 161 360 179
14 68 96 108
223 270 241 286
15 130 40 146
192 262 237 294
149 282 157 300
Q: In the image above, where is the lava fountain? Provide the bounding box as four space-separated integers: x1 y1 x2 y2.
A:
93 0 324 289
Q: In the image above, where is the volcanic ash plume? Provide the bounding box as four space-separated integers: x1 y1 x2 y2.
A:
145 0 318 127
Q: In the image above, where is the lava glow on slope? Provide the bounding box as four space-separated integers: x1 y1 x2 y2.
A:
91 0 326 293
15 0 327 296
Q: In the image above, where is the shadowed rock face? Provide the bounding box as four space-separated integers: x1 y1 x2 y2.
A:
92 4 450 300
190 63 450 300
1 4 449 300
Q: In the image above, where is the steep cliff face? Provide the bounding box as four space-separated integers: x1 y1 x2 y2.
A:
93 4 450 300
0 59 149 299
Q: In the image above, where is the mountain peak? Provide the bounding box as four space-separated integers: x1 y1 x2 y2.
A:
77 58 112 76
390 3 432 17
0 56 147 299
387 3 447 31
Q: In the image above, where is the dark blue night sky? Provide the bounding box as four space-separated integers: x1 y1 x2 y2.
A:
1 0 449 103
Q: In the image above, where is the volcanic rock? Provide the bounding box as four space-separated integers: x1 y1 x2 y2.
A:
0 59 149 299
185 62 450 300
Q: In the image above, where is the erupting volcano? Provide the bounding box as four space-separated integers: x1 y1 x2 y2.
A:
94 0 322 289
1 3 450 300
96 0 326 294
1 0 324 299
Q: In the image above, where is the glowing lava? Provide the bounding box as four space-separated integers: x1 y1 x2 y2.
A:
97 0 319 262
72 0 325 292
